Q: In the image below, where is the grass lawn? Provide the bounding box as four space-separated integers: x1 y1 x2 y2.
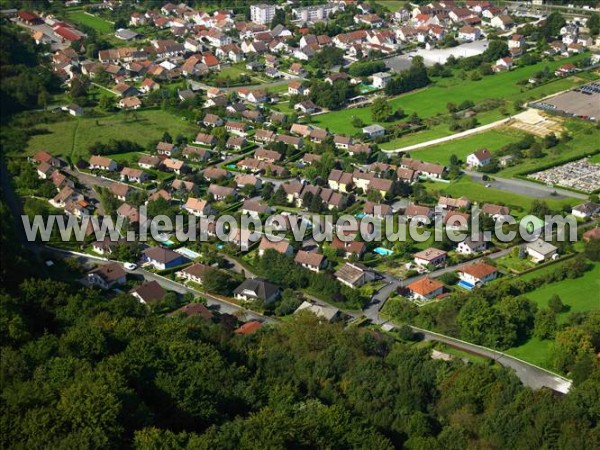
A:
424 176 578 214
404 128 525 165
506 337 554 369
313 54 589 135
505 262 600 369
522 262 600 323
67 11 113 34
23 109 198 162
380 108 507 151
495 252 536 274
590 153 600 163
375 0 405 11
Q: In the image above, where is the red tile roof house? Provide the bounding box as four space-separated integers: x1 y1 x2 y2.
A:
406 278 444 301
143 247 189 270
148 189 172 203
225 121 249 137
32 150 61 167
116 203 140 224
182 146 212 161
176 262 210 284
194 132 217 147
167 180 195 197
207 184 236 201
89 155 117 171
258 236 294 257
161 158 187 175
458 262 498 288
130 280 166 305
203 113 224 127
184 197 212 217
234 321 264 335
170 302 214 321
156 141 176 156
86 262 127 290
413 248 447 267
138 154 161 169
443 211 470 231
255 148 282 163
241 199 271 219
466 148 492 168
404 203 433 221
37 161 54 179
109 183 132 202
203 167 229 181
254 129 276 144
226 136 247 151
330 237 367 259
456 235 487 255
120 167 148 183
294 250 327 273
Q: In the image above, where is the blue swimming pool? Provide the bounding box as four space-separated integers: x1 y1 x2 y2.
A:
161 239 175 246
374 247 393 256
355 212 366 219
226 164 237 169
457 280 475 290
216 243 224 250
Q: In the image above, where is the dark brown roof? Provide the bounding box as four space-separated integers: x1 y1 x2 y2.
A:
130 281 166 304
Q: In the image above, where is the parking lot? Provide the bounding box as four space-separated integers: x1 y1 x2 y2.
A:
531 83 600 121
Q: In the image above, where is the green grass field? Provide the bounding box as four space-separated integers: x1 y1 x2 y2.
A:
506 262 600 369
506 337 554 368
405 128 525 165
401 118 599 176
375 0 405 12
380 108 507 150
313 54 589 135
590 153 600 163
67 11 113 34
522 263 600 322
23 109 198 162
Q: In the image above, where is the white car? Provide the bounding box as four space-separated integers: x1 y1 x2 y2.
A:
123 262 137 271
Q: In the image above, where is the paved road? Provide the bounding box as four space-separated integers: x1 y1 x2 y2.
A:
399 323 571 393
45 246 274 323
465 170 588 200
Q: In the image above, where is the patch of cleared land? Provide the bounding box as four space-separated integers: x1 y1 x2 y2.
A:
23 109 198 162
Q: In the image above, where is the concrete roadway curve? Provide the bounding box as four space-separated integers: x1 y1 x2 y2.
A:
406 324 572 393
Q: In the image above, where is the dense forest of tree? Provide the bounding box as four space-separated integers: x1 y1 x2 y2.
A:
0 25 61 118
